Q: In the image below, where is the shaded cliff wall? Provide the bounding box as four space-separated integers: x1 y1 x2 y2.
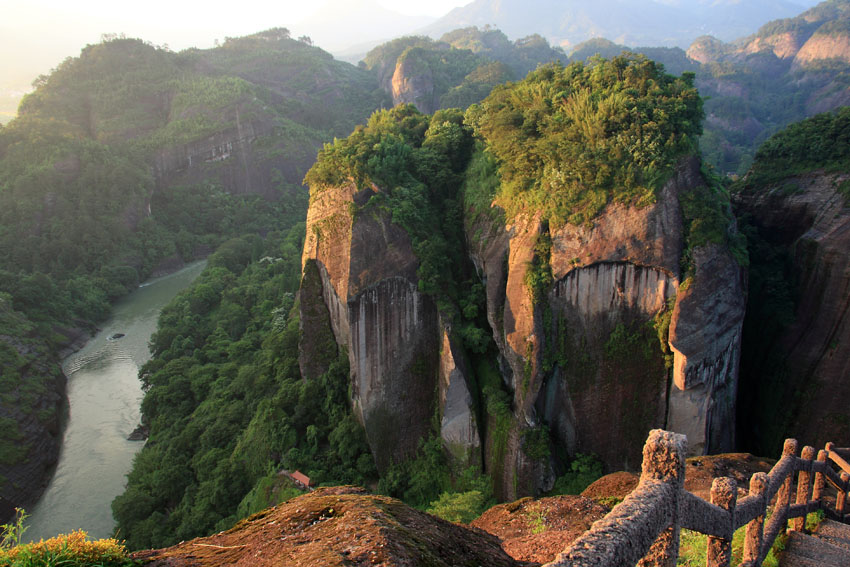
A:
466 158 745 496
736 171 850 452
0 308 76 519
300 182 478 472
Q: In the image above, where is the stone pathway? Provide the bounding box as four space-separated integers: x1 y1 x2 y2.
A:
780 520 850 567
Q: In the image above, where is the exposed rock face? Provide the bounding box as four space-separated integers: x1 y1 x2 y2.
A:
743 31 806 59
794 33 850 67
668 243 745 454
152 105 319 200
391 51 438 115
300 156 746 498
135 486 518 567
467 157 745 495
300 182 440 471
437 322 481 467
736 171 850 448
686 36 726 65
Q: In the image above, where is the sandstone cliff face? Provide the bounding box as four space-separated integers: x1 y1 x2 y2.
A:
736 171 850 448
390 52 438 115
743 31 806 60
794 33 850 67
668 243 745 454
467 158 745 496
299 156 746 498
300 182 478 472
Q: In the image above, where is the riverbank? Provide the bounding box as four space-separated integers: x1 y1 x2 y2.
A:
21 261 206 542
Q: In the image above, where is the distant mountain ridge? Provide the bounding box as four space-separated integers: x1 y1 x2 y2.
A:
420 0 811 48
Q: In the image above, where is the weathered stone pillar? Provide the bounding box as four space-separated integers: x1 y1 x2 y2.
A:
792 445 816 532
742 472 768 566
707 477 737 567
637 429 687 567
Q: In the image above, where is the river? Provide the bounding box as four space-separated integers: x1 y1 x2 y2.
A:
23 261 207 543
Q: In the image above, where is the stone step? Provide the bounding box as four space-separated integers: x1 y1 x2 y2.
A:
815 519 850 551
780 530 850 567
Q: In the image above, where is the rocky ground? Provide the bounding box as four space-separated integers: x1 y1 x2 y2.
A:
133 453 777 566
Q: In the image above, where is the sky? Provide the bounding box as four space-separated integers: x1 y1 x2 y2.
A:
0 0 471 91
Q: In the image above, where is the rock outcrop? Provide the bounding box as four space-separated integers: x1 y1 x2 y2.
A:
466 157 745 496
300 182 469 471
300 152 746 499
152 104 320 201
390 49 438 115
135 486 519 567
736 170 850 448
794 32 850 67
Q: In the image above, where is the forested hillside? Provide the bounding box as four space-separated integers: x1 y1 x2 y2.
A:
3 3 850 556
0 29 385 516
362 27 564 113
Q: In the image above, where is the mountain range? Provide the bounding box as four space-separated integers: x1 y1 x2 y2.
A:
420 0 821 48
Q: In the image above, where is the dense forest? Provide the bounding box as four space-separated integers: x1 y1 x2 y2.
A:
114 54 730 548
1 2 849 558
0 29 382 515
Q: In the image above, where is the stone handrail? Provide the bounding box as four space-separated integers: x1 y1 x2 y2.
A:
544 429 850 567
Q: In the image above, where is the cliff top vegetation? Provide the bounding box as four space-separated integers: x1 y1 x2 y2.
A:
735 106 850 192
468 54 703 227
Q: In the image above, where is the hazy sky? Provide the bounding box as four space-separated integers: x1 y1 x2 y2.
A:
1 0 471 89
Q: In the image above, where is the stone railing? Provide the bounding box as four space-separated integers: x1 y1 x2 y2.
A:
544 429 850 567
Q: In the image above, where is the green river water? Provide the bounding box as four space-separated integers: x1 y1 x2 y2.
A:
23 261 206 543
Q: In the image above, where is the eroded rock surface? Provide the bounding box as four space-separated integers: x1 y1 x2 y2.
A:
391 50 437 115
465 158 744 494
135 487 519 567
736 171 850 447
300 183 438 471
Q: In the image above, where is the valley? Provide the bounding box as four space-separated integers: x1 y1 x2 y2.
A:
0 1 849 564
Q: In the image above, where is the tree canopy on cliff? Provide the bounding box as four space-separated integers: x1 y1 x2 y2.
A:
468 54 703 227
735 106 850 191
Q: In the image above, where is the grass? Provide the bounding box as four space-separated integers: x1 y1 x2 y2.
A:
677 511 824 566
0 509 139 567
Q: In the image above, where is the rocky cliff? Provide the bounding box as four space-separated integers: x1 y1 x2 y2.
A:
299 60 747 500
466 157 745 496
300 182 453 471
390 49 439 115
736 170 850 451
152 104 320 200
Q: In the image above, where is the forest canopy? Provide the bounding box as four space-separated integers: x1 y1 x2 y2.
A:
468 55 704 227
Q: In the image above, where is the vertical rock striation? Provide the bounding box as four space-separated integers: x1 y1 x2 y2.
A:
466 157 745 496
300 181 478 471
736 171 850 449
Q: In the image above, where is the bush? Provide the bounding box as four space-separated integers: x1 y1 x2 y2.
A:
427 490 489 524
548 453 604 495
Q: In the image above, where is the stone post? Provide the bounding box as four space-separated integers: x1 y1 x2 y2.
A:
742 472 768 567
707 477 737 567
838 472 850 520
636 429 687 567
812 449 827 504
762 438 797 561
793 445 816 532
